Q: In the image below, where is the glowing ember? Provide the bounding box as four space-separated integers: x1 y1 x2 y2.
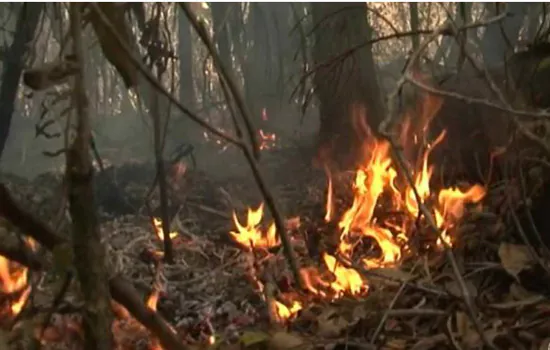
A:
258 129 277 150
152 217 179 241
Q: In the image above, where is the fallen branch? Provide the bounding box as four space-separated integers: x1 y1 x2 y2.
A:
0 184 189 350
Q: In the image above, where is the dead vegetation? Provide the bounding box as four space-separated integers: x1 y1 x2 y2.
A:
0 2 550 350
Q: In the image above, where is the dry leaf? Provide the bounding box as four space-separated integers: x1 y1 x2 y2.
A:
444 280 477 298
539 337 550 350
498 243 534 279
382 338 407 349
268 331 306 350
455 312 481 348
240 331 269 347
371 267 413 282
317 308 349 338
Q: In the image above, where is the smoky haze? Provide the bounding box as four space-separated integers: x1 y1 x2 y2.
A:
0 2 541 182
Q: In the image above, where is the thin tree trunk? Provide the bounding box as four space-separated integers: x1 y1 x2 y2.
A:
68 4 113 348
179 9 195 108
481 2 529 66
409 3 419 51
0 3 43 160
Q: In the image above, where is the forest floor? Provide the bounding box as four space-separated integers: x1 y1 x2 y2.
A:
0 143 549 350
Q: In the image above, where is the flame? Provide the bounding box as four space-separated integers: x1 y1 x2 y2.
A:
325 168 334 222
0 237 37 318
323 253 365 296
230 203 280 250
228 92 487 314
152 217 178 241
274 300 302 322
258 129 277 150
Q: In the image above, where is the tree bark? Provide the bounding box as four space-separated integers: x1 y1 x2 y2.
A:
0 3 43 160
179 9 195 108
210 3 232 70
311 3 385 169
68 4 114 349
481 2 529 66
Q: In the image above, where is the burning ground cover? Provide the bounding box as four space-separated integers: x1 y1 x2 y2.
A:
0 95 550 349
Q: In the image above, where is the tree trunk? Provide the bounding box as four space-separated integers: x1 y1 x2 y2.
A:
175 6 199 144
481 2 529 66
409 3 419 51
179 9 195 108
0 3 43 160
311 3 385 169
69 4 114 349
210 3 232 70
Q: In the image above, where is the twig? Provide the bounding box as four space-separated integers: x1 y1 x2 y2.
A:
0 184 189 350
377 21 497 350
507 200 550 277
180 3 304 289
88 5 239 147
297 12 510 94
180 3 260 159
93 2 301 287
370 279 407 344
334 254 448 297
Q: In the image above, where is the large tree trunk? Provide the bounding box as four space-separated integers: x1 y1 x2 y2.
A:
311 3 385 169
242 3 281 126
481 2 529 66
0 3 43 160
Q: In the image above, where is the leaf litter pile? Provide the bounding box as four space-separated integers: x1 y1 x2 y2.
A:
1 98 550 349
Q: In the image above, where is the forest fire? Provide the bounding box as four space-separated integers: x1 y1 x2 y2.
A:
229 94 487 322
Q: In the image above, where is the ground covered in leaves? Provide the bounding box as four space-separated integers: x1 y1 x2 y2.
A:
1 144 550 350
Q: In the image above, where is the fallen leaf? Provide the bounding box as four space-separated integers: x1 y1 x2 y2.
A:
382 338 407 349
455 311 481 348
317 308 349 338
240 331 269 347
268 331 306 350
498 243 534 279
444 280 477 298
371 267 414 282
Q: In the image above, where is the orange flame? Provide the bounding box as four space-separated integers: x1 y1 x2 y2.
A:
228 92 487 310
153 217 178 241
0 237 37 318
230 203 280 250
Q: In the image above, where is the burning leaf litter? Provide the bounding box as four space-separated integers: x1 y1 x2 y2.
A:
0 95 550 348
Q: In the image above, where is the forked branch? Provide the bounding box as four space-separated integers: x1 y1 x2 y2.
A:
89 4 304 289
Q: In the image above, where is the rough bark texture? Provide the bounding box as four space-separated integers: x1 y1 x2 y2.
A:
311 3 385 169
419 47 550 185
69 4 114 349
0 3 42 160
